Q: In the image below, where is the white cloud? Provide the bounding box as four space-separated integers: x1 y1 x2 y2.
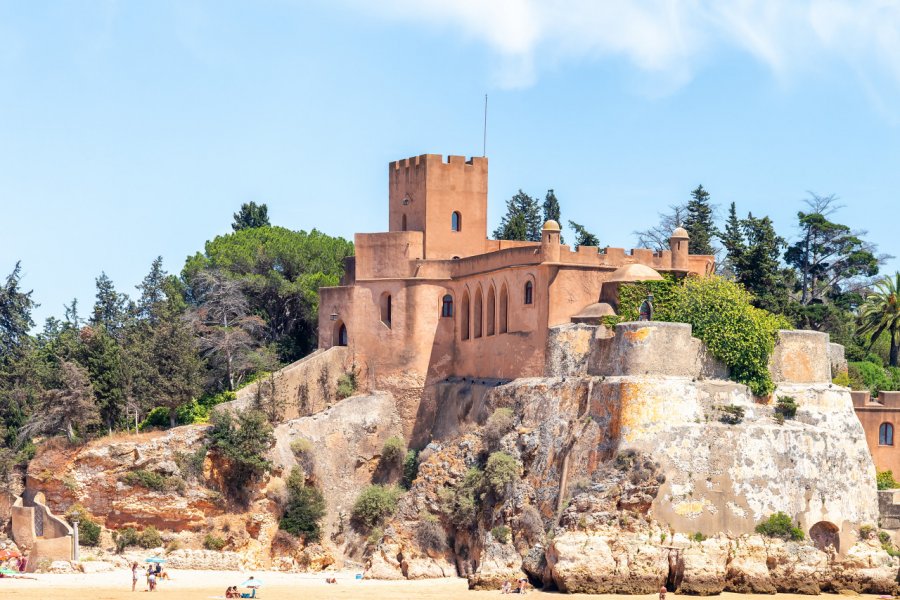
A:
348 0 900 100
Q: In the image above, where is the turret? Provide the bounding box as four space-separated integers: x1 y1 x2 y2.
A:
542 220 561 263
670 226 689 271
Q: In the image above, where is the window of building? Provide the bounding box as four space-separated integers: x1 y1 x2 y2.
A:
380 293 392 328
401 214 407 231
499 285 508 334
524 281 533 305
473 288 483 338
451 211 462 232
486 286 496 336
880 422 894 446
441 294 453 318
461 292 470 340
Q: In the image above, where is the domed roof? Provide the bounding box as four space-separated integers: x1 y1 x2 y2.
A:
671 226 689 238
542 219 561 231
571 302 616 323
607 263 664 283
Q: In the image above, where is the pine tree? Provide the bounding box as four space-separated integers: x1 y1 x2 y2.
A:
150 299 203 428
136 257 168 323
738 213 791 314
542 189 563 244
683 185 718 256
91 272 129 335
493 191 542 242
232 202 270 231
720 202 745 278
568 221 600 249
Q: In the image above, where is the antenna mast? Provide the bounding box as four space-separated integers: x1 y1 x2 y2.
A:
482 94 488 157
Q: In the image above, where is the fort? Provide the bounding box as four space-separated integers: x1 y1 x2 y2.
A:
317 153 714 393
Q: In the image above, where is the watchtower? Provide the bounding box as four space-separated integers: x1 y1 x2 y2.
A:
388 154 488 260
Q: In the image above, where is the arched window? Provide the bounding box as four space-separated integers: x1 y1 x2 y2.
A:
499 285 508 334
451 211 462 232
380 293 392 328
460 292 470 340
473 288 483 338
441 294 454 318
486 286 496 336
401 214 407 231
524 281 533 305
880 422 894 446
334 321 348 346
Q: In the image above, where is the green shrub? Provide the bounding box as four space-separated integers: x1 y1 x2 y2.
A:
832 371 851 387
402 450 419 490
718 404 745 425
336 371 357 400
65 506 102 548
690 532 707 542
483 408 515 451
859 524 875 539
208 409 275 506
775 396 798 420
140 407 172 430
381 436 406 467
755 512 804 540
203 533 226 551
416 516 447 553
849 361 894 396
485 452 521 496
367 526 384 546
352 485 403 529
491 525 511 544
137 526 163 549
438 468 484 527
291 438 315 476
620 275 788 396
279 468 327 542
121 469 167 491
174 446 208 481
877 470 899 490
114 527 139 553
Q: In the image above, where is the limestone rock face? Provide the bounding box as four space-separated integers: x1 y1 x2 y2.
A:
467 540 524 590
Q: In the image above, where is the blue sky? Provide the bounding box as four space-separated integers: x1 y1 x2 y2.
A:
3 0 900 325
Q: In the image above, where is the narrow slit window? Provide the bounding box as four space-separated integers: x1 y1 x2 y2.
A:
524 281 533 305
881 422 894 446
441 294 454 318
451 211 462 232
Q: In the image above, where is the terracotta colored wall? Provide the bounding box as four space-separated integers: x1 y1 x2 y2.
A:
389 155 488 260
11 505 34 550
856 405 900 475
28 537 73 572
354 232 423 279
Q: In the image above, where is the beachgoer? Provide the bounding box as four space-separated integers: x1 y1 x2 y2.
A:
148 571 157 592
517 578 527 594
501 580 512 594
225 586 235 598
326 577 337 584
659 586 667 600
132 562 139 592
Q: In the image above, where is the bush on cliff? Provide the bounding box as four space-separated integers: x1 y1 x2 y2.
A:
485 452 521 496
352 484 403 529
755 512 804 540
138 526 163 549
877 470 899 490
380 436 406 466
438 468 484 528
336 371 357 399
114 527 139 553
203 533 226 551
279 468 327 542
401 449 419 489
618 275 789 397
208 409 275 506
416 515 448 553
483 408 515 451
66 504 101 547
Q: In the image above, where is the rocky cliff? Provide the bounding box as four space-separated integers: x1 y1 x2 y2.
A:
13 322 898 593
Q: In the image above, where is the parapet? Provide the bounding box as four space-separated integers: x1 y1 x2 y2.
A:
589 321 726 379
768 330 831 384
389 154 487 176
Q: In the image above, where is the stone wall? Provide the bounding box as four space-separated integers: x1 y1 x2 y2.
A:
879 490 900 530
545 324 598 377
215 346 361 423
0 491 13 532
769 330 832 384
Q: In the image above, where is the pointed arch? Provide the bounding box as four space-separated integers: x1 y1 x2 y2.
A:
460 290 470 341
334 320 348 346
524 280 533 305
473 286 483 339
499 284 509 334
486 285 496 336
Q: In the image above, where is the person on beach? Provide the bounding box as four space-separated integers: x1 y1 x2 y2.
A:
131 562 139 592
659 585 667 600
517 578 527 594
501 580 512 594
147 570 157 592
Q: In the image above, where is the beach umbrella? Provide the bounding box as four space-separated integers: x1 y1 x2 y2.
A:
241 578 263 588
145 557 166 563
0 550 20 561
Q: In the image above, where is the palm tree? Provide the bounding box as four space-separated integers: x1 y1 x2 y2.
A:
858 272 900 367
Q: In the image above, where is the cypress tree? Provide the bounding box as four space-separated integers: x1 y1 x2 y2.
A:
683 185 718 256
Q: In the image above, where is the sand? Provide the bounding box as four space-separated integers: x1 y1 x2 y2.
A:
0 571 886 600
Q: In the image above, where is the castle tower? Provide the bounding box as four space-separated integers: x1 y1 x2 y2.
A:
670 227 689 271
388 154 488 260
541 219 561 263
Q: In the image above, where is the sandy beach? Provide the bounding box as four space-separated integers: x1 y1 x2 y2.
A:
0 570 888 600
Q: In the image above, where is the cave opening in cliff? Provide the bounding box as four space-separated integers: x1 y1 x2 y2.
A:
665 547 684 592
809 521 840 553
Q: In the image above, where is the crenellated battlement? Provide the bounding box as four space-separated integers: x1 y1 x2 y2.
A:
389 154 487 178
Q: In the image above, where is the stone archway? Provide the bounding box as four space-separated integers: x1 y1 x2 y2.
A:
809 521 840 553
